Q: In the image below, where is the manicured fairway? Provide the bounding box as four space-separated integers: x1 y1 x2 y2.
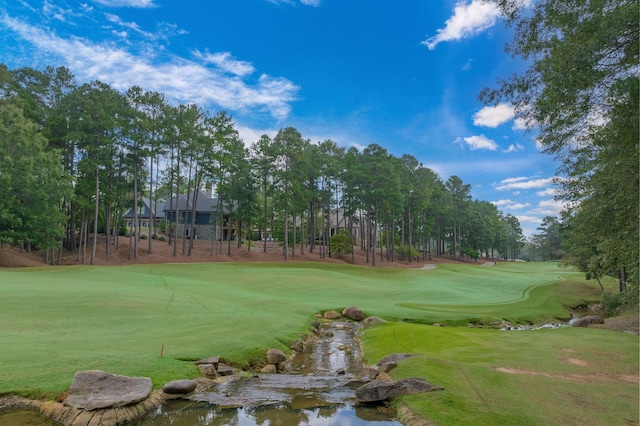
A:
364 323 639 425
0 261 614 399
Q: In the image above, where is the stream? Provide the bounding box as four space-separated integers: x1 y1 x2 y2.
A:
0 321 400 425
135 321 401 425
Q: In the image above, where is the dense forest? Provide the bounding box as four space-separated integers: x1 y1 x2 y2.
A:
0 64 525 267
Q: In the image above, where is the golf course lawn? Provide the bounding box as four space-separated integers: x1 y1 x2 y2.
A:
0 261 637 424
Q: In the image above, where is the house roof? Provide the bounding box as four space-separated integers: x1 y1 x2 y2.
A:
162 190 228 213
122 197 165 219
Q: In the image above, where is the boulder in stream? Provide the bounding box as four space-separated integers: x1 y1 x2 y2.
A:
573 315 605 327
355 378 443 402
342 306 366 321
163 380 197 395
266 348 286 364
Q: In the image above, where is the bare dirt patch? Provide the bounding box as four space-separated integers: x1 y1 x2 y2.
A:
0 246 46 267
493 367 638 384
2 236 480 269
565 358 590 366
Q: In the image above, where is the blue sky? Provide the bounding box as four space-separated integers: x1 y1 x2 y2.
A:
0 0 563 236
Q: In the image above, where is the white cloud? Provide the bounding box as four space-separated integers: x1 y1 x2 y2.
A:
494 176 555 191
236 124 277 148
517 215 544 224
473 103 515 127
105 13 154 39
92 0 157 7
503 143 524 153
531 199 565 216
536 188 557 197
457 134 498 150
422 0 501 50
1 14 299 119
266 0 321 6
513 117 527 130
492 199 530 210
192 51 255 77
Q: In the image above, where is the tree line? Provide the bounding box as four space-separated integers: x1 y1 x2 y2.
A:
485 0 638 307
0 63 525 266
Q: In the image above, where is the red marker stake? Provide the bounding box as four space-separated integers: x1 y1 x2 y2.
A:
160 344 164 358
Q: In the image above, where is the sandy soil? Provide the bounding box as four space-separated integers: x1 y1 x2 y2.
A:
1 236 462 268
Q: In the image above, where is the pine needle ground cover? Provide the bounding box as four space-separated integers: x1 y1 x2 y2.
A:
0 262 634 421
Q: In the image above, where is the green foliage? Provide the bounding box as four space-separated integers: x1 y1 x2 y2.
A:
329 230 353 258
601 292 622 317
461 246 480 260
395 245 419 260
484 0 639 306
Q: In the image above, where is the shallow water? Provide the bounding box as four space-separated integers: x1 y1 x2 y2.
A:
0 409 57 425
137 321 402 425
137 400 401 425
2 322 402 425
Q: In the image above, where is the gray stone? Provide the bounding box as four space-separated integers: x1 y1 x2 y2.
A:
323 310 342 319
573 315 605 327
356 378 443 402
376 353 417 367
195 356 220 369
290 339 305 353
342 306 366 321
362 316 387 329
260 364 277 374
379 362 397 374
266 348 286 364
216 364 236 376
163 379 197 395
64 370 152 411
198 364 219 379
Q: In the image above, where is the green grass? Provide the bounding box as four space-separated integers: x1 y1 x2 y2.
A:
0 261 631 413
363 323 638 425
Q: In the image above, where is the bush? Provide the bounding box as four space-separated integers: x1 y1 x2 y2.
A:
330 230 353 258
395 245 420 260
140 234 148 240
601 292 622 317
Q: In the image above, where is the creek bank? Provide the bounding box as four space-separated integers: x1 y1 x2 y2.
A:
0 306 441 426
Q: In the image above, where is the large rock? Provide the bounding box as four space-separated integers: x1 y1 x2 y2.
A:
162 379 197 395
362 316 387 329
573 315 605 327
356 378 443 402
376 353 417 366
342 306 366 321
64 370 152 411
266 348 286 364
323 310 342 319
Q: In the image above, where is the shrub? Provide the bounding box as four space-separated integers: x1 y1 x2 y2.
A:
330 230 353 258
601 292 622 317
140 234 148 240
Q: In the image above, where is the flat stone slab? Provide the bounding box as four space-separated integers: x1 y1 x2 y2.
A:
64 370 152 411
195 356 220 367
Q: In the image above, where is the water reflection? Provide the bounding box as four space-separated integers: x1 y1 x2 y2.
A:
0 409 57 425
136 401 401 426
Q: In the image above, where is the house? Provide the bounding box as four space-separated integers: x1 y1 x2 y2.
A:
123 197 165 229
163 190 234 240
